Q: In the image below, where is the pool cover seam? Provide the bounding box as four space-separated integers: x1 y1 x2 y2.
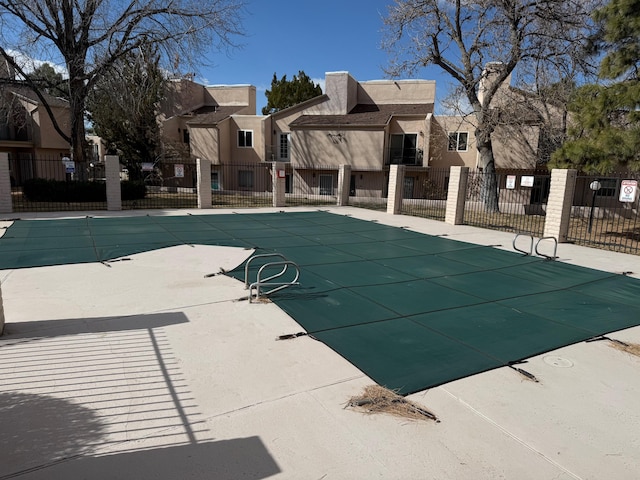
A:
275 269 621 337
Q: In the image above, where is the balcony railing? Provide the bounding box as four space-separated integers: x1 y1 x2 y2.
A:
0 124 33 142
386 147 424 166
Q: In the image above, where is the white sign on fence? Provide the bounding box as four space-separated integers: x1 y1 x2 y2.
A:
520 176 535 187
174 164 185 178
619 179 638 203
506 175 516 189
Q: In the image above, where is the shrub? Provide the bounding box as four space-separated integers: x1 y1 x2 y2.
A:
22 178 106 202
121 181 147 200
22 178 149 203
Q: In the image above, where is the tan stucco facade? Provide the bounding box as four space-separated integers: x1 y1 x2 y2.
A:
161 69 552 199
1 92 71 160
429 116 478 169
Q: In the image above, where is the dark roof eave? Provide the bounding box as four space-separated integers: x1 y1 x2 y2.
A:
290 122 388 130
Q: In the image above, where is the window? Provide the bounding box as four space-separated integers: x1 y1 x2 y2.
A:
211 171 220 191
183 128 190 144
448 132 468 151
238 130 253 148
279 133 290 160
238 170 254 189
319 174 334 195
389 133 419 165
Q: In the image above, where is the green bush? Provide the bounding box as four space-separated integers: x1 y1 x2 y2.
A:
23 178 106 202
121 181 147 200
22 178 147 202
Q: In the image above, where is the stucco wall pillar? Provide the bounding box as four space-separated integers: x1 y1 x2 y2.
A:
0 153 12 214
543 169 577 243
272 162 286 208
337 165 351 206
387 165 405 215
197 158 212 209
445 166 469 225
105 155 122 211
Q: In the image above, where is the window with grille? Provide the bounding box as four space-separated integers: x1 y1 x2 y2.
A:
448 132 469 151
238 130 253 148
279 133 290 160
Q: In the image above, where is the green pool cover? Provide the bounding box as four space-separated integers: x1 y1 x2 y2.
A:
2 211 640 395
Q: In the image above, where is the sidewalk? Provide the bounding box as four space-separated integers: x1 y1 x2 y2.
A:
1 206 639 479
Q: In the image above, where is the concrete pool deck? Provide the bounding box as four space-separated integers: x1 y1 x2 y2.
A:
1 206 639 479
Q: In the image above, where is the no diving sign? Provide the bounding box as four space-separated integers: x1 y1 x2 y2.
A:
619 179 638 203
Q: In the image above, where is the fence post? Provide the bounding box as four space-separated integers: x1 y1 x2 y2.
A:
445 166 469 225
0 153 12 214
387 165 405 215
543 168 577 243
105 155 121 211
197 158 212 209
272 162 286 207
337 165 351 206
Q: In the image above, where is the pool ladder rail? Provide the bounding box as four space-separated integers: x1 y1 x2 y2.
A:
244 253 301 303
513 234 558 260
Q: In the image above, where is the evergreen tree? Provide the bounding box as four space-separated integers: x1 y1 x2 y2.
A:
551 0 640 172
27 63 69 100
262 71 322 115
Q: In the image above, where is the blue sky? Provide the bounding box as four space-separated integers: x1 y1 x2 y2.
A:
198 0 452 113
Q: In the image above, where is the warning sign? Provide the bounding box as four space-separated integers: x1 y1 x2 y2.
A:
619 179 638 203
506 175 516 190
174 164 185 178
521 176 535 187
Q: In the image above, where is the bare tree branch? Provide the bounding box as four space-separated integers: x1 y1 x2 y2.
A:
0 0 246 162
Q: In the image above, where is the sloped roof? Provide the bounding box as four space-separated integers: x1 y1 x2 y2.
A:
290 103 433 128
7 85 70 108
185 105 247 126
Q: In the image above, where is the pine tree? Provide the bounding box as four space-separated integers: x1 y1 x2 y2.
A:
262 71 322 115
551 0 640 172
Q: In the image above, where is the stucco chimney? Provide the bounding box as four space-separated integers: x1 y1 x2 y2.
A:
323 71 358 114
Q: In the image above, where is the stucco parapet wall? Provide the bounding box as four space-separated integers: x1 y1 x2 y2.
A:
359 79 437 105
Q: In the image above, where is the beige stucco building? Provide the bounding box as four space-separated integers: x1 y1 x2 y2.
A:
164 68 554 200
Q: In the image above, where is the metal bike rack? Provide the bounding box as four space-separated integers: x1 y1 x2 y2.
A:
244 253 300 303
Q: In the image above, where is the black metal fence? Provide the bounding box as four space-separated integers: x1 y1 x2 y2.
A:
210 163 273 209
349 168 389 211
283 165 341 207
127 158 198 209
12 157 640 256
567 172 640 254
11 156 110 212
400 167 449 220
463 169 550 237
9 156 201 211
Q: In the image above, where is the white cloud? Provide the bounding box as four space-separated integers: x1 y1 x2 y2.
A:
6 49 68 78
312 77 325 92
